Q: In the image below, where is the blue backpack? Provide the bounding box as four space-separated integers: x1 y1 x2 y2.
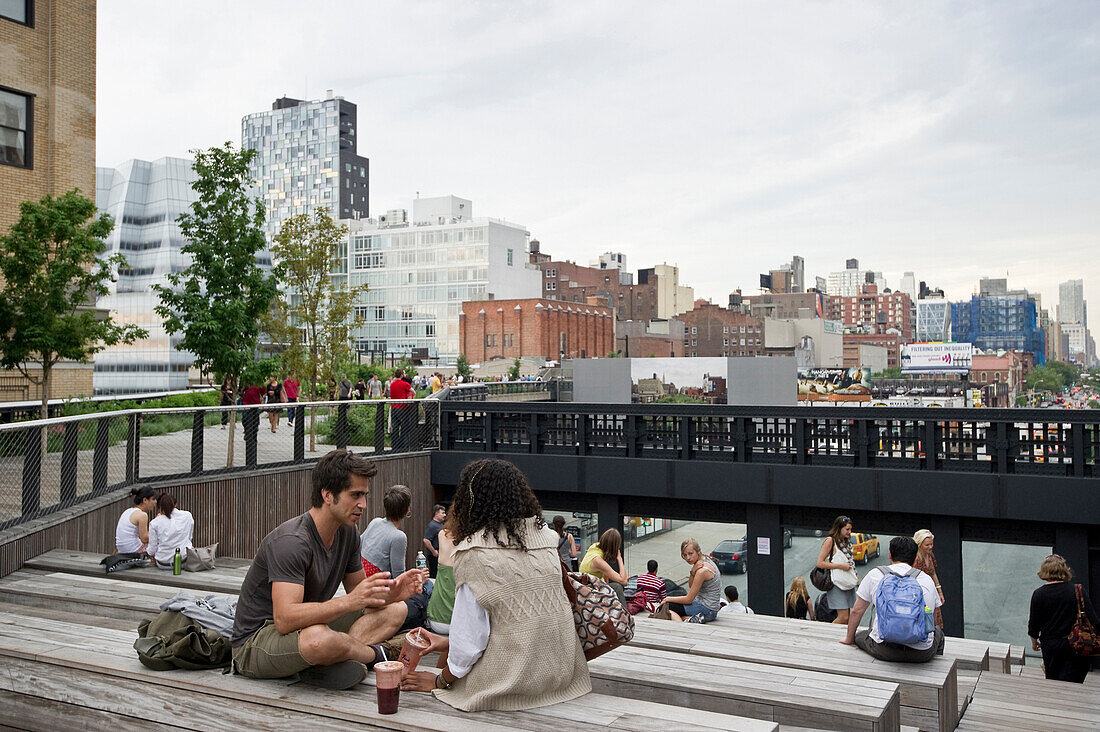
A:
874 566 931 645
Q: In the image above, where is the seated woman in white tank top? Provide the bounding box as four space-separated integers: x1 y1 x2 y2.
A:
115 486 157 554
147 492 195 569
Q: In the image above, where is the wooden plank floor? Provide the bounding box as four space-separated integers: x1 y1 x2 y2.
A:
956 672 1099 731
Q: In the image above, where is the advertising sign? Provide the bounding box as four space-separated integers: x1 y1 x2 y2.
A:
798 367 872 401
900 342 973 374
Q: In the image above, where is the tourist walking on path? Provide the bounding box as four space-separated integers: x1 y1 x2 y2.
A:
662 538 722 623
912 529 944 628
115 486 156 555
817 515 858 625
265 375 284 433
283 372 300 426
367 374 382 398
579 528 629 601
354 377 367 400
230 450 424 690
422 504 446 578
389 368 417 452
785 577 815 620
550 515 577 570
147 492 195 570
399 459 591 710
338 375 353 400
1027 554 1100 683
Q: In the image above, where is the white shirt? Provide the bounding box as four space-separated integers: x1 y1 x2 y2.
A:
719 601 754 615
446 583 491 678
856 562 941 649
147 509 195 565
115 507 145 554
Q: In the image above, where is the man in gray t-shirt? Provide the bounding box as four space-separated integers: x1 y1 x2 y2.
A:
231 450 424 689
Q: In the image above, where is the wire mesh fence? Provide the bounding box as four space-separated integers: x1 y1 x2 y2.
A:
0 398 440 530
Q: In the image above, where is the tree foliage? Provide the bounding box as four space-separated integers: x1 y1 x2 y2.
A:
455 354 472 380
153 144 277 396
507 357 521 380
0 190 147 418
1025 364 1067 393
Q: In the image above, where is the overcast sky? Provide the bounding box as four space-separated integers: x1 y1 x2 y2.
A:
97 1 1100 313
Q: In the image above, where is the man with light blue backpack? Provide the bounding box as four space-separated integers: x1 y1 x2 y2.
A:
840 536 945 662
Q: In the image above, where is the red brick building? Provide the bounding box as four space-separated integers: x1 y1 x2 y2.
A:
459 298 614 362
843 333 902 368
827 284 913 340
678 302 765 357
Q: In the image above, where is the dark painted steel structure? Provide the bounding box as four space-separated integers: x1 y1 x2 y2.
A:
431 403 1100 635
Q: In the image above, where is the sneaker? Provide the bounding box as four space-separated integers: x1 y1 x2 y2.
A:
296 660 367 690
685 612 708 624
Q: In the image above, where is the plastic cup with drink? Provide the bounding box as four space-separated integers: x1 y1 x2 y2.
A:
374 660 404 714
398 627 431 678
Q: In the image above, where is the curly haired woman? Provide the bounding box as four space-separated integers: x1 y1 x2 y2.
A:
400 458 590 711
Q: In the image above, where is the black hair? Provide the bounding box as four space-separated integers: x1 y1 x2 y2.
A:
383 485 411 521
724 585 739 602
311 449 377 508
130 486 156 505
448 459 543 550
433 504 446 515
890 536 918 565
550 515 567 536
646 559 658 573
156 492 176 518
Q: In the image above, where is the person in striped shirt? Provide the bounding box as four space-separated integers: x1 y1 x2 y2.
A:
636 560 667 608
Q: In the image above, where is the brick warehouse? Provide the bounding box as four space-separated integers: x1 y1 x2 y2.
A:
1 0 98 401
459 299 614 363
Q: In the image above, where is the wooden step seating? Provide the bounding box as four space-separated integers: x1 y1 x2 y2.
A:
23 548 251 595
630 616 960 732
0 577 775 732
710 610 1010 673
955 671 1099 731
588 643 902 732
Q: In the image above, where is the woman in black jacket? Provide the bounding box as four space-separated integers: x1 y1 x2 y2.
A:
1027 554 1100 683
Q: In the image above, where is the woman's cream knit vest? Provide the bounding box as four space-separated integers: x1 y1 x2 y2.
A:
433 517 591 712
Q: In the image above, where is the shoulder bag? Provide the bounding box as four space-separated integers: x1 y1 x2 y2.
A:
809 543 834 592
1068 584 1099 656
830 545 860 591
184 543 218 572
560 561 634 660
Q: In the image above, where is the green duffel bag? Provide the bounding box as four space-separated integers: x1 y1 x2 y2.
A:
134 609 230 671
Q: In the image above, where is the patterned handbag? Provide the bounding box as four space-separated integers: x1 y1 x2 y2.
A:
560 562 634 660
1067 584 1100 656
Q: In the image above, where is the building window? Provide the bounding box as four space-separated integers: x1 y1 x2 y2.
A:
0 86 32 168
507 249 514 266
546 281 556 291
691 326 697 334
0 0 31 25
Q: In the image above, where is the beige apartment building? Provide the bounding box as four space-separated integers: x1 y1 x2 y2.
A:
1 0 98 401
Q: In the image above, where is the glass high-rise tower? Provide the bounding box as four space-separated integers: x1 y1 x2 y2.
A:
241 93 369 241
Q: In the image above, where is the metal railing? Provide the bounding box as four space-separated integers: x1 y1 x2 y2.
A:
439 379 567 402
439 402 1100 476
0 398 439 530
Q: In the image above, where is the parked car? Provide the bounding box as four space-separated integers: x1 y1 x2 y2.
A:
622 575 687 602
851 532 880 565
710 538 748 574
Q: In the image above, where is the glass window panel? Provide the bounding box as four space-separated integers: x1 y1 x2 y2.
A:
0 0 27 23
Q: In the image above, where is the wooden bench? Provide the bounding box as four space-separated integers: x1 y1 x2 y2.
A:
23 548 250 595
956 672 1100 731
0 609 775 732
630 616 959 732
711 611 996 672
589 643 901 731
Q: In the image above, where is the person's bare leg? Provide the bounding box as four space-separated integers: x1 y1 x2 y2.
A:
347 602 407 646
833 609 850 624
298 624 380 666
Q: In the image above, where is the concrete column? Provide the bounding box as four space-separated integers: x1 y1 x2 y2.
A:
597 494 620 549
746 503 785 617
1054 524 1090 598
929 516 964 637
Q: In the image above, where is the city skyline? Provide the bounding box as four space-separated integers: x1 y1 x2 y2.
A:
96 1 1099 314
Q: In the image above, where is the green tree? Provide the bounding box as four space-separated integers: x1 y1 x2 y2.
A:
507 358 521 380
455 354 472 381
1045 360 1079 389
153 144 277 467
0 191 148 420
1025 365 1063 394
879 366 903 379
267 209 363 451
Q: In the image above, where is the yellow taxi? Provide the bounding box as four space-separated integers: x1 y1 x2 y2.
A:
851 532 880 565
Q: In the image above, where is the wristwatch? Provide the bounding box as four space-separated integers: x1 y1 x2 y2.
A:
435 669 455 689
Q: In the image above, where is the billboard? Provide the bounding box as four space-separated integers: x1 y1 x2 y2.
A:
900 342 973 374
798 367 872 402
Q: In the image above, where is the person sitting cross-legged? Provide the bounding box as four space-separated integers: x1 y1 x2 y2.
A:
840 536 944 663
230 450 425 690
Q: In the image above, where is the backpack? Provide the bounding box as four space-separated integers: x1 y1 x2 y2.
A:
874 566 931 645
134 610 231 671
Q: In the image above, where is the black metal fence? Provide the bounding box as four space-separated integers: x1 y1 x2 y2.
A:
440 380 562 402
0 398 439 531
439 403 1100 476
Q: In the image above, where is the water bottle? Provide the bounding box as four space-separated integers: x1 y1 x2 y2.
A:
416 551 427 571
173 547 182 575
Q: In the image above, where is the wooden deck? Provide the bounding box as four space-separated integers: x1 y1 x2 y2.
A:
0 550 1092 732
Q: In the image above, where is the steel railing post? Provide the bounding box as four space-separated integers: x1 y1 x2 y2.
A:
60 421 79 503
191 411 204 475
22 426 41 519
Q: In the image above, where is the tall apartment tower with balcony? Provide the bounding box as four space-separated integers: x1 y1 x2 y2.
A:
241 92 369 242
1 0 98 401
